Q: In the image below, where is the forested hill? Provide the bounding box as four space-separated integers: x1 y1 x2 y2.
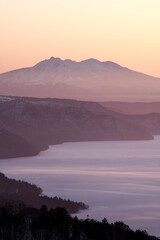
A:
0 172 88 214
0 96 153 159
0 205 158 240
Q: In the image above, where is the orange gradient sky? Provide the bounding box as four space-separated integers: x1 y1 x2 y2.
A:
1 0 160 76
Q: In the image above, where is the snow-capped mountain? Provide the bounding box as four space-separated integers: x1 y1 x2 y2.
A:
0 57 160 101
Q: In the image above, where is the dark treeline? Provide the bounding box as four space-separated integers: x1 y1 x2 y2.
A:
0 205 158 240
0 173 88 214
0 175 159 239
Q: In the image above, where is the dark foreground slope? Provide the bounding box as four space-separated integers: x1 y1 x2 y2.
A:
0 96 153 159
0 172 88 214
0 172 157 239
0 205 158 240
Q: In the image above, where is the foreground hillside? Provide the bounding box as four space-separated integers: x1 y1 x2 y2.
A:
0 172 88 214
0 204 158 240
0 171 157 239
0 96 153 159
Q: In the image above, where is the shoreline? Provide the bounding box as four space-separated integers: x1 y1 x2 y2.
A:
0 135 154 160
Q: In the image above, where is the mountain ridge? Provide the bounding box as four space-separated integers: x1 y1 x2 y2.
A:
100 101 160 115
0 95 153 159
2 57 159 82
0 57 160 102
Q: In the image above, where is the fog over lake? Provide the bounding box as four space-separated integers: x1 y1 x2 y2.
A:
0 136 160 236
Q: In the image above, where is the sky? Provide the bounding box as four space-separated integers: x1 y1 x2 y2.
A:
1 0 160 77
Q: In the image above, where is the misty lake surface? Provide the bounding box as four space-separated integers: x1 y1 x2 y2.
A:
0 136 160 236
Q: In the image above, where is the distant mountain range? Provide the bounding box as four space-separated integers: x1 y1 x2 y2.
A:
0 96 154 159
100 102 160 115
0 57 160 101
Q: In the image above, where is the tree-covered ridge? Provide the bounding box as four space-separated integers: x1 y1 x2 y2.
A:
0 205 158 240
0 95 153 159
0 173 88 214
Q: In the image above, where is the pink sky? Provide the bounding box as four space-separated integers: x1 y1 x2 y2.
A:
1 0 160 77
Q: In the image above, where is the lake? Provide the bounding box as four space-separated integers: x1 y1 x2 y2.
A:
0 136 160 236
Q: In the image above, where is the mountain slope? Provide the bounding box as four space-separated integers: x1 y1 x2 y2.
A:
123 113 160 135
0 128 39 159
0 57 160 101
100 102 160 115
0 96 153 159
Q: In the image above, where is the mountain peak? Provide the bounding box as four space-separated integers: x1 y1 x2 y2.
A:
35 57 122 68
81 58 101 64
49 56 62 62
34 57 63 69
